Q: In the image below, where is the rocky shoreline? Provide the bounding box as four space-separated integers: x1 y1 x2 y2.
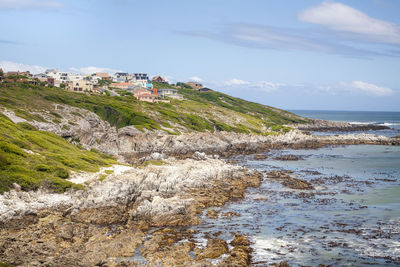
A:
1 107 400 266
2 107 399 163
0 157 262 266
295 118 391 132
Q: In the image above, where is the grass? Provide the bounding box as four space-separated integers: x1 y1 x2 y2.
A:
0 113 116 193
0 80 310 193
0 81 307 135
140 160 166 168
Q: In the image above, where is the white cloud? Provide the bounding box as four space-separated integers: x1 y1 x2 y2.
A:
0 0 63 10
348 81 394 96
0 60 47 74
223 78 283 92
189 76 204 82
224 78 249 86
69 66 123 75
298 1 400 44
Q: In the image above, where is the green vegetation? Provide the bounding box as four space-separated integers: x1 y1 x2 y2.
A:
140 160 166 168
0 113 116 193
0 81 307 135
0 79 309 193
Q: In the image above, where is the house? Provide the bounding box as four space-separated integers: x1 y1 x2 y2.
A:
68 74 86 82
26 79 40 86
110 82 135 90
113 72 129 82
158 88 183 100
66 80 94 93
133 88 158 103
47 78 55 87
96 73 110 80
87 75 102 84
46 71 69 85
186 81 203 89
133 88 150 98
33 73 48 82
16 77 27 82
198 87 212 93
4 71 20 77
128 73 148 82
152 75 167 83
19 71 32 77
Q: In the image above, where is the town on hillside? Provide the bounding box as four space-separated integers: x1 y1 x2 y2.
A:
0 68 213 102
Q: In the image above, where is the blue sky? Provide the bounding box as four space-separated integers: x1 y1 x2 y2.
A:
1 0 400 111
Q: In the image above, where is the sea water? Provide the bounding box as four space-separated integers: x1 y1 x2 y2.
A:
290 110 400 137
192 145 400 266
190 110 400 266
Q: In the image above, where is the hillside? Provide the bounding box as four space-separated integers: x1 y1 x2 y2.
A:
0 81 307 135
0 80 308 193
0 112 116 193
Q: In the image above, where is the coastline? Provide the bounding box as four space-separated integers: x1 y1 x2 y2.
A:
1 108 400 266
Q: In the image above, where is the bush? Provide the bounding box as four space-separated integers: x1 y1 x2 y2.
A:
17 122 37 131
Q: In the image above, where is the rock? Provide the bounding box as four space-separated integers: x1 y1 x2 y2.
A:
194 238 228 260
193 151 207 160
207 209 218 219
267 171 291 179
272 261 291 267
12 183 21 191
253 154 268 160
267 170 314 190
221 211 240 218
230 234 250 247
147 152 166 160
282 177 314 190
297 118 390 132
219 246 251 267
273 155 301 161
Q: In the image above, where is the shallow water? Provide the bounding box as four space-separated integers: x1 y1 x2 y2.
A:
191 145 400 266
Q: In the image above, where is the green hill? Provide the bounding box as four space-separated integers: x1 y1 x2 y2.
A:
0 81 307 135
0 79 307 193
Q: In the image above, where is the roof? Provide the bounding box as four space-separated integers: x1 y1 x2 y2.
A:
152 75 166 81
138 93 157 97
96 73 109 77
112 82 134 86
158 88 177 91
133 89 149 93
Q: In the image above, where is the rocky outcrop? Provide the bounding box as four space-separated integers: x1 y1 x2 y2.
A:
267 171 314 190
2 106 399 165
0 157 263 266
296 118 390 132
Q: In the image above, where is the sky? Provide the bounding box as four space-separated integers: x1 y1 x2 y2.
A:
1 0 400 111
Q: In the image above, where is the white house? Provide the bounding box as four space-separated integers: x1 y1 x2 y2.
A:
158 88 183 100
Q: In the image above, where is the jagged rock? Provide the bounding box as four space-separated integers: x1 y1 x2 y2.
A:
207 209 218 219
230 234 250 247
194 238 228 260
267 171 314 190
193 151 208 160
282 177 314 190
273 155 301 161
253 154 268 160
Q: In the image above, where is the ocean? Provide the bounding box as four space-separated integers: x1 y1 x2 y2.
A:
291 110 400 137
190 110 400 266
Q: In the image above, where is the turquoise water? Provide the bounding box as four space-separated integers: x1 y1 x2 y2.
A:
291 110 400 137
191 145 400 266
